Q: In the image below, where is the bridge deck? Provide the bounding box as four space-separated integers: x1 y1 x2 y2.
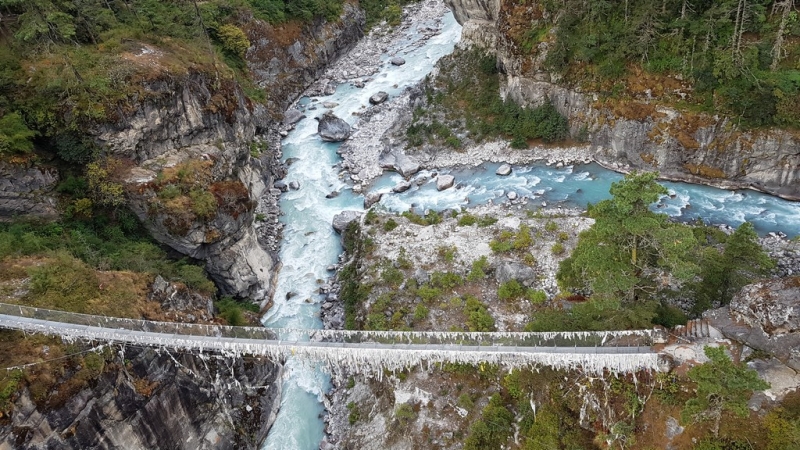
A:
0 313 663 375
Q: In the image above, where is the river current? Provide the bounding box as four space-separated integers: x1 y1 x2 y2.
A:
261 5 800 450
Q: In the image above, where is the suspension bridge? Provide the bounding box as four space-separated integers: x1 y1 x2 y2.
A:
0 303 669 376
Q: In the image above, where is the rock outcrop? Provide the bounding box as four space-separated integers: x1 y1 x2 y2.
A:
446 0 800 200
0 162 59 221
705 277 800 371
0 346 281 450
84 5 367 301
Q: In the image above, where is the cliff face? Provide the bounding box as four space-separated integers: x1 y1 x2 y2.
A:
447 0 800 200
0 346 281 450
0 162 60 222
85 7 365 301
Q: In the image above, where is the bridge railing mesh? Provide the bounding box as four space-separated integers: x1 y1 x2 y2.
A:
0 303 664 347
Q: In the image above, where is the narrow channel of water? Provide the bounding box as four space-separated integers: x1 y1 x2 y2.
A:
261 10 462 450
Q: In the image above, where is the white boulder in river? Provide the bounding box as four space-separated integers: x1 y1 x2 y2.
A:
317 111 352 142
436 174 455 191
496 164 512 176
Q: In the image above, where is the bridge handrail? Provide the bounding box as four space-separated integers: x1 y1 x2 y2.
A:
0 303 663 347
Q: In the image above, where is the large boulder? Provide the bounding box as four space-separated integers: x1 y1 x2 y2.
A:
283 109 306 126
495 262 537 286
379 148 421 178
364 192 383 209
317 112 352 142
369 91 389 105
436 174 455 191
496 164 512 176
390 57 406 66
332 210 363 234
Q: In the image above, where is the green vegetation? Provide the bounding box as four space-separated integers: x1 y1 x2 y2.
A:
0 217 215 296
437 245 457 262
401 210 442 226
490 224 533 253
414 49 570 149
558 171 699 302
692 221 775 314
395 402 417 426
537 0 800 128
214 296 259 326
682 346 770 436
464 295 495 331
457 212 498 227
466 256 489 282
383 218 399 232
554 171 772 325
463 394 514 450
340 222 371 329
347 401 361 424
360 0 419 30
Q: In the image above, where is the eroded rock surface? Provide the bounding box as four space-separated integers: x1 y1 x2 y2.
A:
0 162 59 221
706 277 800 371
0 347 281 450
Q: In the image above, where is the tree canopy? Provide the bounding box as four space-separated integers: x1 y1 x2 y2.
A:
682 346 770 436
557 171 698 302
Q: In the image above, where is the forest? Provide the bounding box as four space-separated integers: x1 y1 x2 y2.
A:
532 0 800 128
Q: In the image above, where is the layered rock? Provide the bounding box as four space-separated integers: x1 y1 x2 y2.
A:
0 161 59 221
446 0 800 200
0 346 281 450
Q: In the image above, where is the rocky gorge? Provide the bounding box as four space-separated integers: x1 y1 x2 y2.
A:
1 0 800 448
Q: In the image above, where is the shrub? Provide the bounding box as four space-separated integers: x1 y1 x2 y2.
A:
464 295 495 331
215 297 258 326
478 216 498 227
513 224 532 250
216 24 250 59
413 304 429 321
457 393 474 410
551 242 565 255
437 245 457 262
383 218 398 232
395 403 416 425
498 280 525 301
417 285 441 303
458 213 477 226
347 401 361 424
381 265 404 287
526 289 547 304
0 112 36 155
467 256 489 282
545 221 559 232
430 271 463 289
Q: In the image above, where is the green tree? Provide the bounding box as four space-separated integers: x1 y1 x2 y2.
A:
217 24 250 59
0 112 37 155
681 346 769 437
557 172 698 302
464 394 514 450
692 221 774 314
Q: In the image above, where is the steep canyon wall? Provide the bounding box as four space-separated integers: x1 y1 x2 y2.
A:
446 0 800 200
